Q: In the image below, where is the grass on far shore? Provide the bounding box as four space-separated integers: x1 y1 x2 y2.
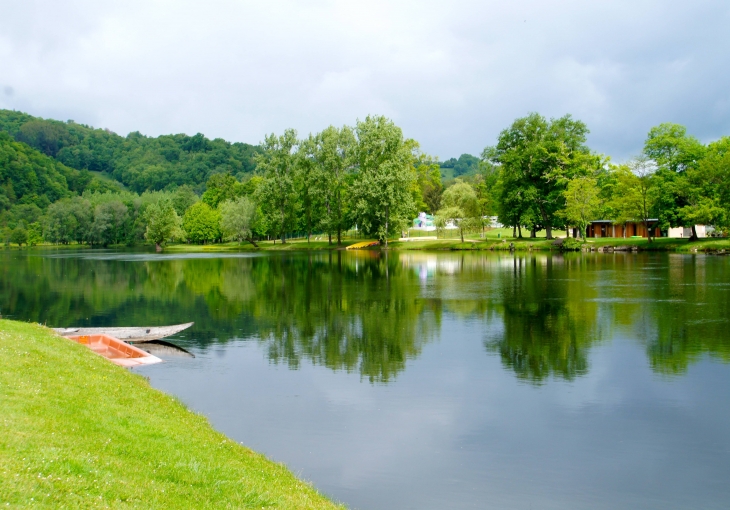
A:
4 228 730 253
0 320 344 509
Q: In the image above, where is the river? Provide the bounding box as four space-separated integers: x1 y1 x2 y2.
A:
1 249 729 509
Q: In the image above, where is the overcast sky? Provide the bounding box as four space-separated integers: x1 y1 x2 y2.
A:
1 0 729 161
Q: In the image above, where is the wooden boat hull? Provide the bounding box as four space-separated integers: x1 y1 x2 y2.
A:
66 334 163 367
53 322 194 343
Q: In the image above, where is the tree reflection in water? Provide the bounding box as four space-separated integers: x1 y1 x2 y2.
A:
1 250 729 383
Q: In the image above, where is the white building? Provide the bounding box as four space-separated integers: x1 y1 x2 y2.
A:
667 225 707 238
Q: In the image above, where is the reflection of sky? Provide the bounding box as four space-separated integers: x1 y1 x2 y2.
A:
142 318 730 510
6 249 730 508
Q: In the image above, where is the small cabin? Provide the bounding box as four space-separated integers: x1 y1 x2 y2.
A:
575 220 661 238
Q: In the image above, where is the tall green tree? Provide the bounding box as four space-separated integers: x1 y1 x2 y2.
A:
560 176 601 240
89 200 129 246
219 197 259 247
436 180 480 242
201 173 243 209
144 199 183 251
9 224 28 247
255 129 299 243
42 197 92 244
643 123 707 239
295 135 322 242
680 136 730 233
414 155 443 214
350 116 416 246
611 158 658 241
485 113 596 239
171 185 199 216
311 126 356 244
183 202 221 244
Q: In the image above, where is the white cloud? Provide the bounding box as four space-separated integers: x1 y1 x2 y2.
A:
1 0 728 160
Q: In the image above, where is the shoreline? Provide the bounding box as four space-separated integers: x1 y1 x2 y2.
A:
0 319 344 509
4 236 729 254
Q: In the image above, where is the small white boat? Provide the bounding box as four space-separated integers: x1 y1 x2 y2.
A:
53 322 194 343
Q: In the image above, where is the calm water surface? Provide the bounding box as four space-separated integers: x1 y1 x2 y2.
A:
2 249 730 509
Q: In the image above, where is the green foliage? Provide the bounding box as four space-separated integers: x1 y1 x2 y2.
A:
144 199 183 248
308 125 356 244
644 123 706 174
89 200 130 246
350 115 416 244
0 109 261 193
436 180 481 242
560 237 583 251
219 197 259 245
560 176 601 239
27 222 43 246
43 197 92 244
183 201 221 244
485 113 599 239
171 184 199 216
415 155 443 214
0 132 71 208
256 129 300 243
9 225 27 246
440 153 480 178
644 123 708 231
201 173 243 208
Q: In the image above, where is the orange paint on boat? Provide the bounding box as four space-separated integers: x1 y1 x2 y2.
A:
66 334 163 367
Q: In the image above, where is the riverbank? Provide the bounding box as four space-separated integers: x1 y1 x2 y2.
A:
0 320 344 509
4 235 730 254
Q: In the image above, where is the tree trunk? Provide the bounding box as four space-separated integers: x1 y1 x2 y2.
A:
518 225 522 238
645 220 653 243
460 227 464 243
246 237 259 248
530 227 536 238
337 227 341 246
512 225 516 238
538 203 552 240
689 224 698 241
155 243 162 252
328 232 332 244
384 205 389 247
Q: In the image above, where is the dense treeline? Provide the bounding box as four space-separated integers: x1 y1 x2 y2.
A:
0 109 260 193
482 115 730 241
1 109 729 248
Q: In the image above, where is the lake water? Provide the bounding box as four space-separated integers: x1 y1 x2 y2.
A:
2 249 730 509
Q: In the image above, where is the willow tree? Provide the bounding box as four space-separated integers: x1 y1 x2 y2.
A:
350 116 416 246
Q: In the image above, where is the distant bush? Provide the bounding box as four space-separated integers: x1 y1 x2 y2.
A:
560 237 584 251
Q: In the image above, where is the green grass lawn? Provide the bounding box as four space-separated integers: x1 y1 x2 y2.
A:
0 320 345 509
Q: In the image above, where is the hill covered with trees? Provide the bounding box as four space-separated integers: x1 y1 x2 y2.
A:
0 110 260 193
1 108 728 249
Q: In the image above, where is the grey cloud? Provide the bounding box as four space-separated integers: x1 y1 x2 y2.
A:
0 0 728 161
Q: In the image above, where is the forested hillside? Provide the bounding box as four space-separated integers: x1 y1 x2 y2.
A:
0 110 261 193
0 132 118 210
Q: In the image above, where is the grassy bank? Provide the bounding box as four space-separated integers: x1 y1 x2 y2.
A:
0 320 344 509
5 234 730 254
